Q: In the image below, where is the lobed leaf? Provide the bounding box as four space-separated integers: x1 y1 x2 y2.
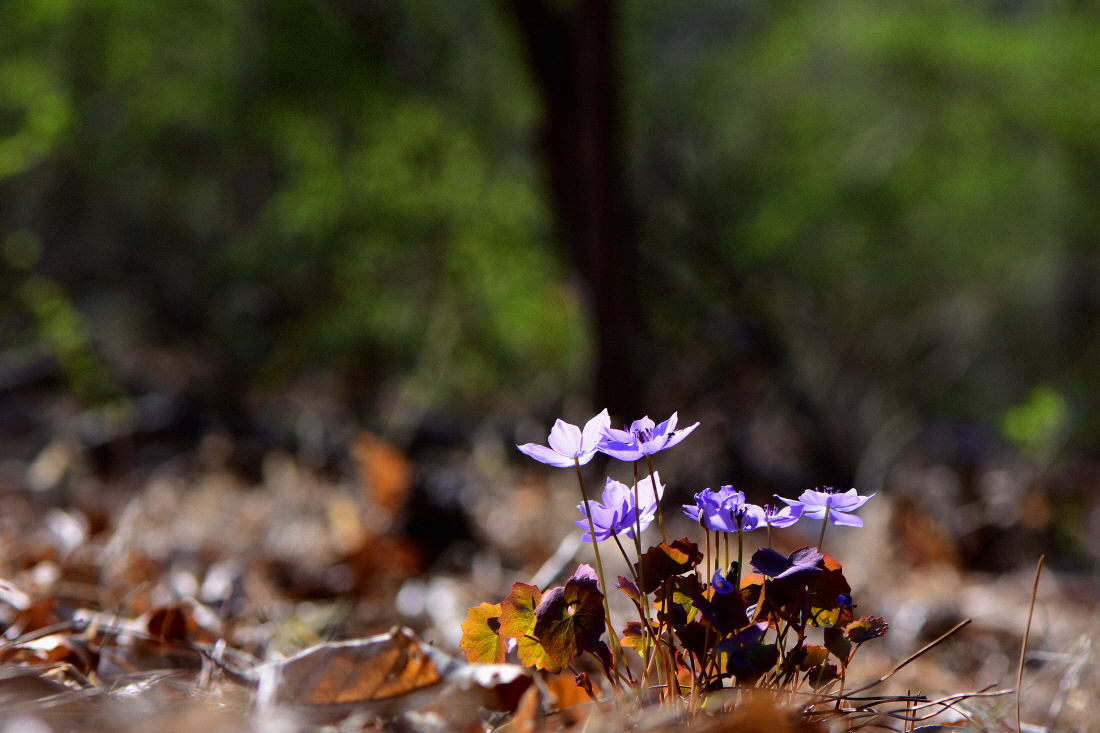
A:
633 538 703 593
499 582 542 638
532 567 606 671
460 603 507 664
845 615 889 643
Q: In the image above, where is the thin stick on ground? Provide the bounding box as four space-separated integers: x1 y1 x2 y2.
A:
841 619 972 697
1016 554 1045 733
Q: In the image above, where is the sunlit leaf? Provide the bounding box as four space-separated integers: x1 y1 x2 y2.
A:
620 621 655 654
499 582 542 638
634 538 703 593
615 576 641 605
533 565 606 670
460 602 506 664
845 615 889 643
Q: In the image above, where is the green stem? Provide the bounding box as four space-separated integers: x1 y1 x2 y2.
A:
574 458 621 671
644 454 666 543
611 533 638 585
630 460 656 680
817 509 829 554
737 526 743 584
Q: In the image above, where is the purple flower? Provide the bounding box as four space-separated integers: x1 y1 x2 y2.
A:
598 413 698 462
575 475 664 543
779 487 874 528
634 472 665 532
683 486 765 533
750 546 824 581
516 410 610 468
761 502 803 529
711 568 734 595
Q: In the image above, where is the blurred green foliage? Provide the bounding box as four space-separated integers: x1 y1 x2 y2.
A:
628 0 1100 439
3 0 1100 441
0 0 581 409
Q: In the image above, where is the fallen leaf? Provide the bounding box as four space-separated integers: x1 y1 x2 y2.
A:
272 626 443 706
351 432 413 511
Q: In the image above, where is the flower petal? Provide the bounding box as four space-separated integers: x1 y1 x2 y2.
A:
516 443 574 467
798 490 831 508
750 547 791 578
652 412 678 439
597 442 645 462
829 511 864 528
738 504 767 532
581 410 611 451
547 419 582 456
660 421 699 451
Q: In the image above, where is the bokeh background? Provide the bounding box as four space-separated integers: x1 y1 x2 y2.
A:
2 0 1100 724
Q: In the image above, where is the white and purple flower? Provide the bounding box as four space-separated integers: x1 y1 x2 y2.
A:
575 474 665 543
598 413 698 462
516 409 610 468
779 488 873 528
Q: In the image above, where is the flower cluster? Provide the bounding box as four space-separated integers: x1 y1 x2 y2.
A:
575 473 664 542
683 487 872 536
517 411 697 542
463 408 889 710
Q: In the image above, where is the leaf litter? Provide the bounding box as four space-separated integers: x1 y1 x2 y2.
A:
0 408 1093 733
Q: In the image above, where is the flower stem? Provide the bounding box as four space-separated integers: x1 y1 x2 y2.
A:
574 458 620 667
817 509 829 554
611 533 637 584
737 526 743 584
630 460 657 678
644 454 666 543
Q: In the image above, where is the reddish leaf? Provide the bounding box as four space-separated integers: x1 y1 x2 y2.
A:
620 621 655 654
633 538 703 593
845 615 889 643
615 576 641 605
533 566 606 670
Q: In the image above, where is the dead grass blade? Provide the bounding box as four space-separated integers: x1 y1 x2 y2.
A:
1016 554 1044 733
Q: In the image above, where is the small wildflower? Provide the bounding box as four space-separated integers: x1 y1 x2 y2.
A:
750 546 824 582
598 413 698 462
779 488 873 528
761 502 803 529
711 568 734 595
575 475 663 543
683 486 765 533
516 410 610 468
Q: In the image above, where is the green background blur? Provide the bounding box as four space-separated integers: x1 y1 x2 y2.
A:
2 0 1099 476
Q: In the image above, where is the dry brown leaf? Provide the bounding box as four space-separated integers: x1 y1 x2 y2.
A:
271 626 442 706
351 432 413 511
509 684 543 733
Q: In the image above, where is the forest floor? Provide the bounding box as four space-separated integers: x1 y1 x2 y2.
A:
0 381 1094 732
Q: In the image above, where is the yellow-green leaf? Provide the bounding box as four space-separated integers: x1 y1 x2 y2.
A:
459 602 506 664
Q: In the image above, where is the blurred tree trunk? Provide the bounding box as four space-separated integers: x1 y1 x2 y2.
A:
505 0 642 420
